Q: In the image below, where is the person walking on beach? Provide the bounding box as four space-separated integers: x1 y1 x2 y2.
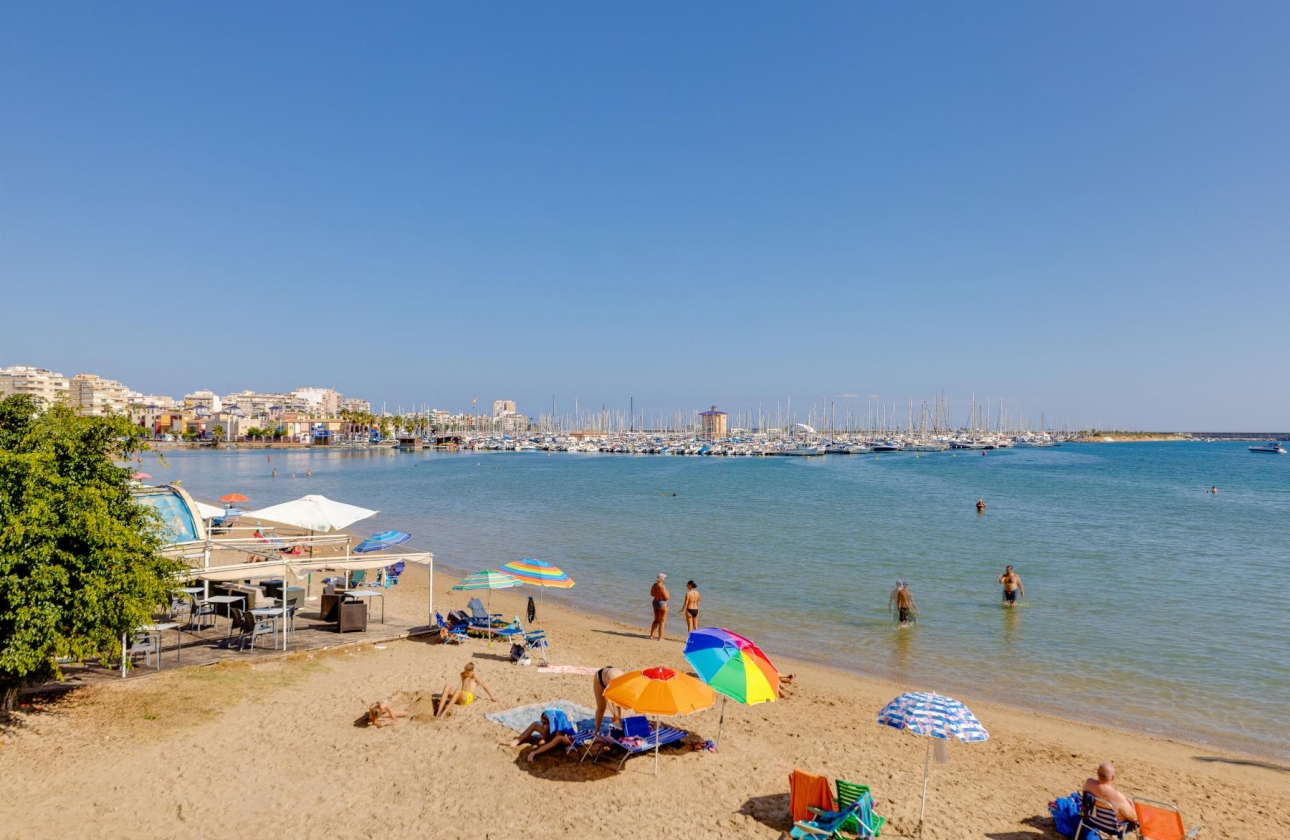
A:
889 581 917 626
649 574 670 640
683 580 701 632
999 565 1024 606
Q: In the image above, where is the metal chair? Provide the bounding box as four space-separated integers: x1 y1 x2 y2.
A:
189 600 218 631
128 631 161 669
231 607 274 651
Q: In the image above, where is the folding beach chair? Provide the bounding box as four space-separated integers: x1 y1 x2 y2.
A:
590 715 689 771
466 597 504 628
791 797 873 840
1134 798 1201 840
383 561 405 588
834 779 887 837
1074 791 1135 840
435 612 468 645
788 769 836 824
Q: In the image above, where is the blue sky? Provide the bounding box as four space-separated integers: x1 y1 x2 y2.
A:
2 3 1287 430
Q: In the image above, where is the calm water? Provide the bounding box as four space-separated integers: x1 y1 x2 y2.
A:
154 443 1290 759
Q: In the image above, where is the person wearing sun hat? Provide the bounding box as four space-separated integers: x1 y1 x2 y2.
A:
649 573 670 641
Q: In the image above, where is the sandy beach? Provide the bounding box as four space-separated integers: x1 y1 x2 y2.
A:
1 565 1285 840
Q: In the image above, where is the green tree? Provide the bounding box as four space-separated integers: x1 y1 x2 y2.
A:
0 396 183 713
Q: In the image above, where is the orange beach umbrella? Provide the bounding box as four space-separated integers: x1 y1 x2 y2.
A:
219 493 249 504
604 667 716 775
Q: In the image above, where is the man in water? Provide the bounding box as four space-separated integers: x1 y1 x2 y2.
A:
1083 763 1138 824
998 565 1024 606
976 498 987 512
888 581 917 626
648 574 670 641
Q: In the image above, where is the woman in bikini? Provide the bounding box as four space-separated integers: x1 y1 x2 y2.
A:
435 661 495 717
591 666 624 733
649 574 670 640
683 580 701 632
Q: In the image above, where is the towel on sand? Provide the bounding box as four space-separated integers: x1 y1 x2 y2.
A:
486 701 595 732
537 665 598 675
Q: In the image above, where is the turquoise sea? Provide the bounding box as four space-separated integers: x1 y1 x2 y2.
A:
154 443 1290 759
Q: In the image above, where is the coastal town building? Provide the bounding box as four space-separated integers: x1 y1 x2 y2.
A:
493 399 517 417
700 405 728 439
342 398 371 414
184 389 223 414
293 387 343 417
0 365 70 407
68 373 131 416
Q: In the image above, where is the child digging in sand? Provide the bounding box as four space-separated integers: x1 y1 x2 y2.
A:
435 662 495 717
366 700 408 728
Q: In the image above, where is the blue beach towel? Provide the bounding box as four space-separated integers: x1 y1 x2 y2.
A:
542 708 575 736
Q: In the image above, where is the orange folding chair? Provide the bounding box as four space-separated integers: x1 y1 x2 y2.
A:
1134 798 1201 840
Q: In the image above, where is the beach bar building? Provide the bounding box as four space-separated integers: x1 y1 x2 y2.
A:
700 405 728 439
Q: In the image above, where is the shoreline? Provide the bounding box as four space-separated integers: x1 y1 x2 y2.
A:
434 561 1285 765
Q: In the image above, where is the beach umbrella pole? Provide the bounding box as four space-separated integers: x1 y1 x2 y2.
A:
715 695 726 751
654 715 660 776
919 738 932 837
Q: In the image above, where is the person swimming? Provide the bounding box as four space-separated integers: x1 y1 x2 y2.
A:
976 498 987 512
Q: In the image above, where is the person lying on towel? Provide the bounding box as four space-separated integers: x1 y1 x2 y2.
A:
509 709 576 763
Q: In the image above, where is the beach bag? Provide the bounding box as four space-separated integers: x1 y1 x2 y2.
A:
509 643 526 663
1049 792 1082 837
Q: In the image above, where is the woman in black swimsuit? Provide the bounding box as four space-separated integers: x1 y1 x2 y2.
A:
592 666 624 733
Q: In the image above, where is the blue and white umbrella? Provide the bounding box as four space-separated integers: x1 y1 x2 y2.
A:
354 530 411 553
877 692 989 836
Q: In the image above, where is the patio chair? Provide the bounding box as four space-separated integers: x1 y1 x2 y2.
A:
231 606 274 651
834 779 887 837
168 592 191 622
128 630 161 670
1073 791 1135 840
1134 798 1201 840
435 612 468 644
188 600 218 632
590 715 688 771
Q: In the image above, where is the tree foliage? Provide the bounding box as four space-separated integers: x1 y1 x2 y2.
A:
0 396 183 711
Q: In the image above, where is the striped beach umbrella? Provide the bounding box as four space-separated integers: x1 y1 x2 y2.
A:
354 530 412 553
683 627 779 749
500 558 574 589
877 691 989 835
452 570 523 591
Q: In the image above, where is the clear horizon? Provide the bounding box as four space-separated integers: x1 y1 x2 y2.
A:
2 3 1288 430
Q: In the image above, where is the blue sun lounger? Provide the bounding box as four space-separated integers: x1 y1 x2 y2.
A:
587 715 688 771
791 792 879 839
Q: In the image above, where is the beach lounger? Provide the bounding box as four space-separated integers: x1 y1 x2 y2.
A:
1134 798 1201 840
833 780 886 837
522 629 549 665
791 797 874 840
589 715 688 771
435 612 468 644
466 597 505 628
1074 791 1135 840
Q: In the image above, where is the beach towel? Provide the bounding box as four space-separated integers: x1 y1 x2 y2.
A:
789 769 836 823
537 665 598 676
485 701 595 732
543 708 575 736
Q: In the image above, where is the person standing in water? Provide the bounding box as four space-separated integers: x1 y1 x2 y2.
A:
976 498 987 513
648 574 670 640
889 581 917 626
998 565 1024 606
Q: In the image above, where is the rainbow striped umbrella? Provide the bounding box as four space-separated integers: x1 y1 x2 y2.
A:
683 627 779 749
500 559 574 589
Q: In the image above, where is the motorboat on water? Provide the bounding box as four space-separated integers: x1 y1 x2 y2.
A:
1248 442 1287 454
776 443 823 456
871 440 904 452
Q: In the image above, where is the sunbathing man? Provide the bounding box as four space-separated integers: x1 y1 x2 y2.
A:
509 709 576 762
592 666 625 733
1083 763 1138 824
366 700 408 728
435 661 495 717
